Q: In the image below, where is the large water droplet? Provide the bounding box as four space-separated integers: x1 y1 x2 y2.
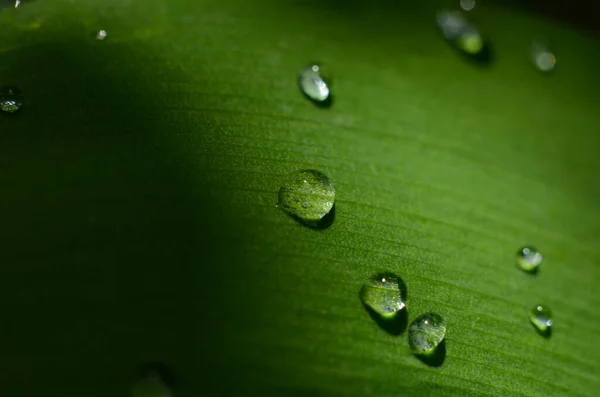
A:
298 63 332 106
408 312 447 355
529 304 552 334
0 86 23 113
531 41 556 72
278 169 335 228
359 273 407 319
436 10 486 57
516 246 542 273
131 364 173 397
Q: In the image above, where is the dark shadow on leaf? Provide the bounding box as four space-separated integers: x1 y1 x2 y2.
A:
363 305 408 336
289 204 336 230
414 340 446 368
453 41 493 67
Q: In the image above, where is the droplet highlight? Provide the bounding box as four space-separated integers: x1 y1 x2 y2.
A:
359 273 407 319
298 63 332 106
460 0 476 11
436 10 485 56
529 304 552 334
531 41 556 72
408 312 447 355
516 246 542 272
96 29 108 40
0 86 23 113
278 169 335 228
131 364 173 397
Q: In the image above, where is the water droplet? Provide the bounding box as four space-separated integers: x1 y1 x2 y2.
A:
14 0 21 8
409 312 447 355
278 169 335 228
516 246 542 272
0 86 23 113
531 41 556 72
436 10 485 56
460 0 476 11
529 304 552 333
96 29 108 40
298 63 332 106
359 273 407 319
132 364 173 397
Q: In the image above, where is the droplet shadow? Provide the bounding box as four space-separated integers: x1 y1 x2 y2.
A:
289 204 336 230
531 324 552 339
414 340 446 367
453 41 493 67
138 362 176 387
301 92 333 109
363 305 408 336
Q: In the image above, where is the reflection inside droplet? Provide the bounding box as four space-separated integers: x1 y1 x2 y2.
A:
531 41 556 72
460 0 475 11
96 30 108 40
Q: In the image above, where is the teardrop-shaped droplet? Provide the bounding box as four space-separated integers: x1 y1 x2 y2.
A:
0 86 23 113
298 63 332 105
516 246 542 272
278 169 335 228
408 312 447 355
359 273 407 319
530 41 556 72
436 10 484 55
131 364 173 397
529 304 552 333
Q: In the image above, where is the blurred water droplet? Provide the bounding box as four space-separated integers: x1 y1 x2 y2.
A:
529 304 552 334
460 0 475 11
278 169 335 228
96 30 108 40
437 10 485 56
408 312 447 355
14 0 21 8
132 364 173 397
517 246 542 273
531 42 556 72
298 63 332 106
0 86 23 113
359 273 407 319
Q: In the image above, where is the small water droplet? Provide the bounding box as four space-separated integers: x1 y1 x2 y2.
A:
359 273 407 319
436 10 485 56
278 169 335 228
298 63 332 106
14 0 21 8
460 0 476 11
132 364 173 397
516 245 542 272
409 312 447 355
96 30 108 40
529 304 552 334
0 86 23 113
531 41 556 72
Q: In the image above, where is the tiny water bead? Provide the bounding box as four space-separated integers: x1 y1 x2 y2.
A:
298 63 332 105
0 86 23 113
96 29 108 40
359 273 407 319
278 169 335 227
531 41 556 72
408 312 447 355
436 10 484 55
516 246 542 272
529 304 552 333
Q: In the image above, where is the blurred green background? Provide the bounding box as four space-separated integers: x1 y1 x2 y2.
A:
0 0 599 396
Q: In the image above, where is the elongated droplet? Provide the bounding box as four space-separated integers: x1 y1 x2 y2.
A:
278 169 335 228
0 86 23 113
529 304 552 333
436 10 484 55
516 246 542 272
531 41 556 72
359 273 407 319
132 364 173 397
298 63 332 105
409 312 447 355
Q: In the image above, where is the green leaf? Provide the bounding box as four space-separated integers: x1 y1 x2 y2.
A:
1 0 599 396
